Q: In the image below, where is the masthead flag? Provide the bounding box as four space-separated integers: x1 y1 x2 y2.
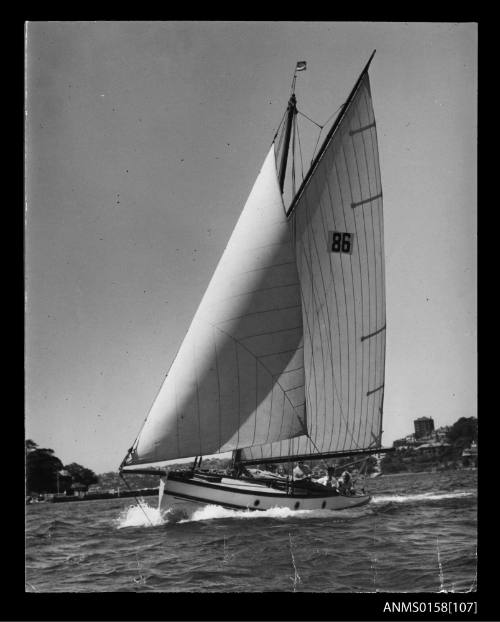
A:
295 61 307 72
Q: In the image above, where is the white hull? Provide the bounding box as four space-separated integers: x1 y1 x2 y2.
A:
159 475 371 512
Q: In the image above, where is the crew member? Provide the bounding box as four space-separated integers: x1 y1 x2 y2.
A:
316 467 338 488
293 461 312 480
338 470 353 495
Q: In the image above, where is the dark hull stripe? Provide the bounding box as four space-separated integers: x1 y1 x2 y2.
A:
169 492 266 511
167 476 345 499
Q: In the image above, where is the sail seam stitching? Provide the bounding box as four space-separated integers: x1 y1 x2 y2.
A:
239 325 302 341
216 304 301 324
307 177 344 451
313 164 349 451
210 324 306 437
333 155 359 453
298 236 362 452
341 142 365 450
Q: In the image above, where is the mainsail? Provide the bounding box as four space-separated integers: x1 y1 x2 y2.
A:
123 53 385 469
241 59 386 463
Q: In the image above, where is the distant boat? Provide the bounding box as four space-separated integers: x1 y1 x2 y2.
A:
121 52 387 512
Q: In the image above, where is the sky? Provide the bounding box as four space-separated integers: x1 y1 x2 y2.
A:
25 21 477 474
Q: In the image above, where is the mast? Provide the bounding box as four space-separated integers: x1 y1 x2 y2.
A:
277 93 297 193
287 50 376 217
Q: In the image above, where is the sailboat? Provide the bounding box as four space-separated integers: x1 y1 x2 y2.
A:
120 51 387 512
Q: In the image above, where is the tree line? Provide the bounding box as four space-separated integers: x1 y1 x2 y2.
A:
26 417 476 493
25 440 98 494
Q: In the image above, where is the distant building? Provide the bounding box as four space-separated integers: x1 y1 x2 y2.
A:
461 441 478 467
431 426 450 442
414 441 451 457
414 417 435 439
393 438 407 449
71 482 87 497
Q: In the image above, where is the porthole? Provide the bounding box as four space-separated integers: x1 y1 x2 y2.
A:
254 499 260 506
294 501 300 509
321 501 327 509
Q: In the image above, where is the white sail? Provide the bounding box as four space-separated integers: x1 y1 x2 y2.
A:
126 147 306 465
241 70 385 462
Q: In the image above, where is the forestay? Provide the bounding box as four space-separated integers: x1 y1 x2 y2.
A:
125 148 307 466
241 70 386 463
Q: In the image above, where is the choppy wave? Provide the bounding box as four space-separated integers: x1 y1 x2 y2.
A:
116 501 166 528
115 489 476 528
180 504 354 522
372 491 476 504
26 470 477 593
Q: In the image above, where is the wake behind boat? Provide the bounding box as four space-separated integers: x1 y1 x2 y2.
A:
120 52 388 513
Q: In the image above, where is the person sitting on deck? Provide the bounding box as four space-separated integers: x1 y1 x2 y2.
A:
316 467 338 489
293 461 312 480
338 470 353 495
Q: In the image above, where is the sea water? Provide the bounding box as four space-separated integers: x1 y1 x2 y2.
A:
25 469 477 593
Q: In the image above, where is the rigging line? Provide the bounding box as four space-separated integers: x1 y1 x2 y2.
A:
300 102 345 166
322 102 345 132
193 340 203 457
296 108 323 129
310 130 323 167
276 125 285 160
272 106 288 143
174 370 181 458
235 339 241 449
119 472 154 527
264 374 275 445
212 326 222 451
252 356 258 447
295 117 305 183
305 432 333 470
292 109 297 197
275 112 287 161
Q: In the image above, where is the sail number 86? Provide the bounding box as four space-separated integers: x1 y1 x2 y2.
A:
329 231 353 254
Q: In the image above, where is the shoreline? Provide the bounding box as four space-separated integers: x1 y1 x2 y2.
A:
26 487 159 505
